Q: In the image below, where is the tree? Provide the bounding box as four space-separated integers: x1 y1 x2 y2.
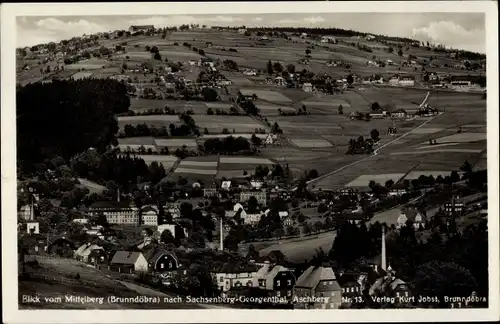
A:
266 60 273 75
388 47 394 53
202 88 218 102
385 179 394 188
287 64 296 74
413 261 477 306
247 196 259 213
338 105 344 115
153 52 162 60
347 74 354 85
160 229 175 244
460 160 473 175
370 129 380 141
398 48 403 56
371 102 381 111
305 49 311 56
272 62 283 73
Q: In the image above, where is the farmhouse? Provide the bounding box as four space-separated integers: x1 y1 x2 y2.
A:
237 28 247 34
144 248 180 273
253 262 296 300
110 251 149 273
243 69 258 76
321 36 337 44
365 35 376 41
74 243 107 265
214 262 259 294
300 33 308 39
399 75 415 87
390 109 407 119
294 266 342 309
449 75 484 91
386 59 395 66
275 77 286 87
302 82 313 92
18 204 35 221
129 25 155 33
158 223 188 239
88 200 140 225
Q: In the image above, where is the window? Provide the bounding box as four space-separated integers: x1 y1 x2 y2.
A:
405 291 409 297
220 277 224 282
287 291 292 297
287 279 292 286
331 291 335 296
169 262 173 268
160 263 164 269
276 280 280 287
34 246 39 252
342 288 345 293
276 291 280 297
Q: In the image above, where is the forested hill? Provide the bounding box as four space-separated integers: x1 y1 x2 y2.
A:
16 78 130 170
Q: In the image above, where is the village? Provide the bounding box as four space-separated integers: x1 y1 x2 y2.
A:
16 23 488 310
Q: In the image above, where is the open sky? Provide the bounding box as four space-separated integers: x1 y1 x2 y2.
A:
17 13 485 53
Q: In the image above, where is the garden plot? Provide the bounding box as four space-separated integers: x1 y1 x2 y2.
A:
70 72 94 80
178 161 218 168
118 137 155 145
240 89 292 103
432 132 486 144
65 63 106 70
154 138 198 148
290 138 334 148
416 143 460 150
130 99 168 111
174 168 218 175
193 115 263 133
115 52 152 60
219 157 274 164
346 173 406 187
302 100 350 108
321 135 350 147
257 104 296 115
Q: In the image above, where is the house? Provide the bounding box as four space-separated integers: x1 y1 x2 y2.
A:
144 248 180 273
388 75 400 86
449 75 483 91
243 69 258 76
242 213 262 225
386 59 395 66
47 237 76 256
253 262 296 301
24 221 40 235
399 75 415 87
72 218 89 224
214 262 259 293
129 25 155 33
336 272 364 306
265 133 279 145
365 35 376 41
110 251 149 273
397 208 426 230
275 77 286 86
157 223 188 239
85 225 104 239
294 265 342 309
283 215 295 227
19 234 48 255
204 187 219 198
74 243 107 265
302 82 313 92
390 109 407 119
250 180 263 189
300 33 308 39
18 204 35 221
89 201 139 225
240 190 267 206
141 205 159 226
237 28 247 35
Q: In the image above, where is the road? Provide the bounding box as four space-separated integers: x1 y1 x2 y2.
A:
302 112 444 190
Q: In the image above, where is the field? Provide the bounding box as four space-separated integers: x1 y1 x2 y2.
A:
257 104 296 116
117 144 157 152
70 72 94 80
240 89 292 103
154 138 198 148
200 133 267 140
432 132 486 144
133 155 178 169
346 173 406 187
290 138 333 148
192 115 263 133
117 115 181 129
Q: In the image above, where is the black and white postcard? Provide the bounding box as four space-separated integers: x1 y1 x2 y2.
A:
2 1 498 323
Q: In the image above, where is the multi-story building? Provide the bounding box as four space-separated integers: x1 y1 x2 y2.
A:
294 266 343 309
141 205 159 226
253 261 296 302
240 190 267 206
214 262 259 293
89 201 139 225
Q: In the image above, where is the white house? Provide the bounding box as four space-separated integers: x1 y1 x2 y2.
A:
399 76 415 87
300 33 308 39
141 205 159 226
26 221 40 235
397 209 425 230
302 82 313 92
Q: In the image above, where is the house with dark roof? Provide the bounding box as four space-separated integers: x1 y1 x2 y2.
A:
253 262 296 302
144 248 180 273
293 266 342 309
110 251 148 273
214 262 260 294
47 237 76 257
336 271 365 304
19 234 47 255
74 243 108 265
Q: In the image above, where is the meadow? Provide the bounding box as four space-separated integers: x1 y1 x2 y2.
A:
192 115 263 133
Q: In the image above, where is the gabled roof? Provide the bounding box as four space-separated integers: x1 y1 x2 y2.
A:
295 266 339 290
141 205 159 214
215 262 259 274
144 248 179 265
75 244 104 258
111 251 144 265
255 264 291 290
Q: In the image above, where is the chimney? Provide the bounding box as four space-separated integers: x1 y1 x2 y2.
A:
117 188 121 203
381 226 387 272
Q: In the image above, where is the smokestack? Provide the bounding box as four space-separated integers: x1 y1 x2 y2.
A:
219 217 224 251
117 188 120 203
381 226 387 272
